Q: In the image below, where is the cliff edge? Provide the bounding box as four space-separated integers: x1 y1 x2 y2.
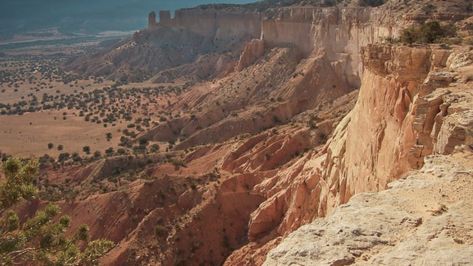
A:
265 150 473 265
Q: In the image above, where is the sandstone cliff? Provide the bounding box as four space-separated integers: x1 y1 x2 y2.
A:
138 5 396 145
236 39 265 71
320 44 473 213
66 0 471 84
225 44 473 264
265 150 473 265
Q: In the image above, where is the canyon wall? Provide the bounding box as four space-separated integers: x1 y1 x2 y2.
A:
226 44 473 264
153 6 398 88
264 45 473 265
139 6 403 147
157 9 262 43
262 7 397 87
320 44 452 213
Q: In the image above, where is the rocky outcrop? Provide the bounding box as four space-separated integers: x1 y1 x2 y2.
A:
236 39 265 71
265 150 473 265
262 7 395 87
321 45 445 210
159 10 172 26
157 8 262 44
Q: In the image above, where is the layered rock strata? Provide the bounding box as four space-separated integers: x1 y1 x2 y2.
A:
227 44 473 264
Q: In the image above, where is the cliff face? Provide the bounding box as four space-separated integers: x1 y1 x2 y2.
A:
225 44 473 264
69 4 399 84
321 45 451 212
157 6 397 88
258 44 473 264
262 7 396 87
158 9 262 44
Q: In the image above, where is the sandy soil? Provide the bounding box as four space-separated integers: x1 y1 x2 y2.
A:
0 110 122 157
0 55 183 158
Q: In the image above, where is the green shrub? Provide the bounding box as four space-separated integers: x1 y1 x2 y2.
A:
155 225 167 237
400 21 457 44
0 205 113 265
0 158 38 208
362 0 385 7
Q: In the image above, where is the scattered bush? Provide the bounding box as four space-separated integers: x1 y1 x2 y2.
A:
272 116 282 124
361 0 384 7
170 158 186 170
58 153 70 163
399 21 456 44
105 148 114 157
155 225 168 237
93 151 102 159
83 146 91 155
149 144 160 153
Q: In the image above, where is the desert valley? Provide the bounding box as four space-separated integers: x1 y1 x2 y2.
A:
1 0 473 265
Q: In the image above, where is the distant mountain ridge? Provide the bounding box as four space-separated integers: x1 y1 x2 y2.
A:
0 0 255 39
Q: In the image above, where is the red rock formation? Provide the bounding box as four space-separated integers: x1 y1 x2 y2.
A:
226 44 473 264
236 39 265 71
170 9 262 42
321 45 453 210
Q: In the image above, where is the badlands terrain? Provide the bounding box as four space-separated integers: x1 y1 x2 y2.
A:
1 0 473 265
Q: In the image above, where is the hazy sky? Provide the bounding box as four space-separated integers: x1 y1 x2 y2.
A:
0 0 257 36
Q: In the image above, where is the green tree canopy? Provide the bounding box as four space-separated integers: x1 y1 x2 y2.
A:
0 158 38 209
0 203 114 265
400 21 456 44
0 158 114 265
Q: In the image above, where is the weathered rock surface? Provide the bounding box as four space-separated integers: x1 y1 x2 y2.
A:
236 39 265 71
265 150 473 265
